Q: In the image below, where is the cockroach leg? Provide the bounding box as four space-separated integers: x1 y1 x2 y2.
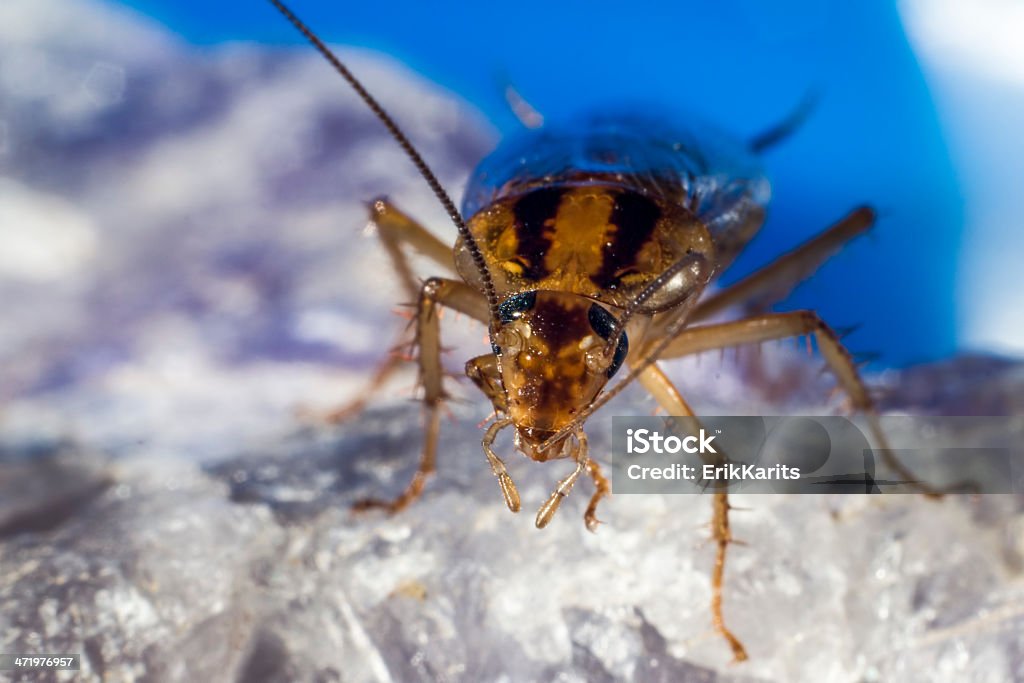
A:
315 199 469 425
711 490 748 662
369 197 460 299
635 361 697 417
323 350 405 424
583 460 611 532
354 276 487 513
466 354 507 413
633 362 749 661
658 311 942 496
353 407 440 514
689 206 875 323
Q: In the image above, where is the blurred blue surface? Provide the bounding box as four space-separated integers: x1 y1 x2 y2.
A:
115 0 962 366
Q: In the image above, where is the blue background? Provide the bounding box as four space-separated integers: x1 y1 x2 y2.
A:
114 0 961 366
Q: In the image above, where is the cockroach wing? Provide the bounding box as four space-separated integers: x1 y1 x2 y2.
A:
458 112 771 308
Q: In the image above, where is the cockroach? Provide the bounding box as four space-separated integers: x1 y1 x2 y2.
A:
268 0 922 660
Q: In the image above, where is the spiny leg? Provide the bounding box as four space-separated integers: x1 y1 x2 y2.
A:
688 207 875 324
636 360 697 416
710 491 747 661
353 407 440 513
317 198 464 424
583 460 611 533
354 277 487 514
635 361 749 661
657 311 940 496
323 351 405 423
535 432 589 529
370 197 459 299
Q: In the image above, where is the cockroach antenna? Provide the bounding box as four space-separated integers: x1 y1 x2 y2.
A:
601 252 710 362
266 0 501 324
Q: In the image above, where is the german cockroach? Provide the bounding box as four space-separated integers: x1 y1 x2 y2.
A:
268 0 924 661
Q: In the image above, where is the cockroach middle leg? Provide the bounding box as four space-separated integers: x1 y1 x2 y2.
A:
657 311 942 496
634 362 749 661
353 276 488 513
636 361 697 416
353 403 441 514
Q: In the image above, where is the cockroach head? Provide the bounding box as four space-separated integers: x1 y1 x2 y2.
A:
489 290 627 448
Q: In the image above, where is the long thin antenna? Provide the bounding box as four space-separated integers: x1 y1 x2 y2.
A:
267 0 500 323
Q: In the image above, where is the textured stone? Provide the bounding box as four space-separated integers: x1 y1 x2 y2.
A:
1 2 1022 682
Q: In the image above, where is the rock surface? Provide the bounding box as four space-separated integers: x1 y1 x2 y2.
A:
1 2 1023 682
3 375 1024 682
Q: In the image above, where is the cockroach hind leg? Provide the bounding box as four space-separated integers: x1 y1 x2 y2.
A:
292 336 410 426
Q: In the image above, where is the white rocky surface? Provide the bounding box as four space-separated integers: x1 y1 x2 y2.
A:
1 1 1023 682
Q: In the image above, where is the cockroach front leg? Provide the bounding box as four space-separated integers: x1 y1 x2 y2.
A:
353 277 487 514
709 489 746 661
635 361 749 661
583 460 611 532
319 198 470 424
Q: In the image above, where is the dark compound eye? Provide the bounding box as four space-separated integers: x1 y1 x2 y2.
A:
498 290 537 324
492 291 538 355
588 303 628 378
